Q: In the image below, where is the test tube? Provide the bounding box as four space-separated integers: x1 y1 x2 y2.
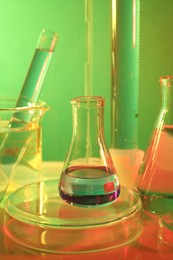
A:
11 30 58 125
17 30 57 105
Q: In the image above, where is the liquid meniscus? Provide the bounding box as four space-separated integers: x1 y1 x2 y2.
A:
58 165 120 206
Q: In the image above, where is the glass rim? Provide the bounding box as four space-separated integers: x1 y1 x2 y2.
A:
158 212 173 247
0 98 49 112
71 96 105 106
160 76 173 87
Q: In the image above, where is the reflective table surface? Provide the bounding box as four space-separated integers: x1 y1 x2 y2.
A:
0 162 173 259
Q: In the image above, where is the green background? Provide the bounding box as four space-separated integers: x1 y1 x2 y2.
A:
0 0 172 161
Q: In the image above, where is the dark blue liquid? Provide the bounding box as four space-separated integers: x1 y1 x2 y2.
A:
59 166 120 206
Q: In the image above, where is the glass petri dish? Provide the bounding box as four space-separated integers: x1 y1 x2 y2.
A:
4 179 143 254
158 212 173 247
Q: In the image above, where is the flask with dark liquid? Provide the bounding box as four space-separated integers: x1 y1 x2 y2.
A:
136 76 173 214
58 96 120 207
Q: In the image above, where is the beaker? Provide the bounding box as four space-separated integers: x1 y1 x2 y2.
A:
0 98 48 205
58 96 120 207
136 76 173 214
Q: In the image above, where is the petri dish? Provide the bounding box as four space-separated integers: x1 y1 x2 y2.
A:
4 179 143 254
158 212 173 247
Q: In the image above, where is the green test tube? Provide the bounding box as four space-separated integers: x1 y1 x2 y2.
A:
12 30 58 124
17 30 58 105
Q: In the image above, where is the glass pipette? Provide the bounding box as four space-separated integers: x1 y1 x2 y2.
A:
84 0 93 96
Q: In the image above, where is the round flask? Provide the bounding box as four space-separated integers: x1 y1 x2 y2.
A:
58 96 120 207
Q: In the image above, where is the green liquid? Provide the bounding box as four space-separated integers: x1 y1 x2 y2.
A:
12 49 52 124
138 189 173 215
112 0 140 149
18 48 53 104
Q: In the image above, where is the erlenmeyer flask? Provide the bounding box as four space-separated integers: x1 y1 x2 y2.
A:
58 96 120 207
136 76 173 214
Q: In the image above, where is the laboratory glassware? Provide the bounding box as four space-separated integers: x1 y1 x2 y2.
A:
59 96 120 207
17 29 58 104
84 0 93 96
4 179 143 253
0 29 57 205
136 76 173 214
158 212 173 248
0 98 48 205
13 29 58 124
111 0 140 149
110 0 144 189
1 29 58 158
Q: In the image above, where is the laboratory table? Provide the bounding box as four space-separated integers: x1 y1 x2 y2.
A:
0 162 172 260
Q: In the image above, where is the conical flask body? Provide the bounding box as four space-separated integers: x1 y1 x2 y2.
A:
136 76 173 214
59 96 120 207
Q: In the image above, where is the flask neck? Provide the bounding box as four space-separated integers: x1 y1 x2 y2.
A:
157 76 173 128
71 96 105 141
160 77 173 124
68 96 112 166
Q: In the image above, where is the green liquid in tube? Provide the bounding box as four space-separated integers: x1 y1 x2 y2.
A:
111 0 140 149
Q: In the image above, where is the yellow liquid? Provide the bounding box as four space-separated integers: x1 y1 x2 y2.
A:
0 120 42 201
